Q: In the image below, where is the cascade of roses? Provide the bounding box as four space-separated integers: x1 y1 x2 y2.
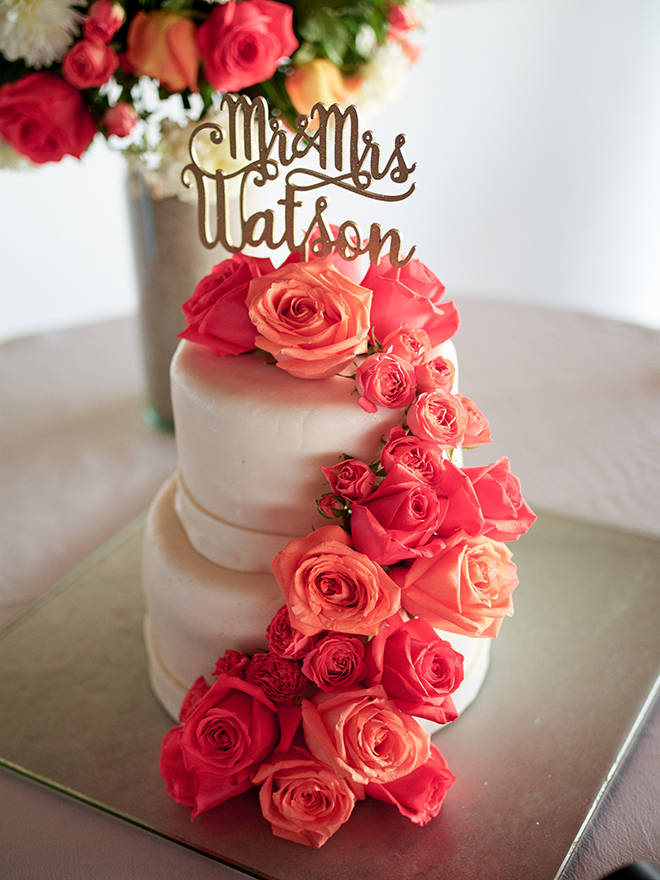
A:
160 243 536 847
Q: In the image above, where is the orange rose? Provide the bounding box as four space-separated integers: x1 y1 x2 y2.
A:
301 686 430 785
246 256 372 379
285 58 361 117
122 11 199 93
272 525 401 637
392 533 519 637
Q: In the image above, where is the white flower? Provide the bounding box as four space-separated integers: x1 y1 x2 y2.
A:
0 0 84 69
352 41 412 119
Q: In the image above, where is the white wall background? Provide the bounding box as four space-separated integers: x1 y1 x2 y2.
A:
1 0 660 342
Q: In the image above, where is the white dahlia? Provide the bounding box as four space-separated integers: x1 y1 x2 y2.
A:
0 0 85 69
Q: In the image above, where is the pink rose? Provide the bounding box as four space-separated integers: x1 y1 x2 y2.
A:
407 389 468 448
247 256 372 379
302 686 430 785
160 675 280 816
253 746 362 848
381 325 431 365
213 649 250 678
362 256 460 349
457 394 492 447
392 533 519 637
463 457 536 541
101 103 138 138
350 463 446 566
388 4 419 39
321 458 375 502
381 427 445 486
356 352 416 414
363 614 463 724
415 354 456 393
179 253 274 356
0 73 97 164
366 744 455 826
63 40 119 89
272 525 401 637
197 0 298 92
84 1 125 43
317 493 346 519
267 605 320 660
245 652 307 705
301 634 367 693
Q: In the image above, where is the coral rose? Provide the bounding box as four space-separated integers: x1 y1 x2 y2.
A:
247 256 372 379
101 103 138 138
381 426 445 486
267 605 320 660
302 634 367 693
366 744 455 826
0 73 96 163
362 256 460 349
458 394 492 447
254 747 363 848
392 533 519 637
301 685 430 785
197 0 298 92
363 614 463 724
382 325 431 366
272 525 401 637
415 354 456 393
407 389 468 448
355 352 416 414
180 253 274 355
463 457 536 541
84 1 125 43
122 11 199 93
62 40 119 89
321 458 375 502
286 58 360 118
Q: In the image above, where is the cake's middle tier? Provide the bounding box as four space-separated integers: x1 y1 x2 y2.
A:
171 340 451 572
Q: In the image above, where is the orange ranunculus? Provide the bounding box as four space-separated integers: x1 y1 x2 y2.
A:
285 58 361 117
122 10 199 93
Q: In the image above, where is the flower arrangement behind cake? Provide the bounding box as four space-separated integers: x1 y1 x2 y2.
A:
156 239 536 848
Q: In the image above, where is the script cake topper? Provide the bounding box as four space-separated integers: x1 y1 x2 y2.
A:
182 93 417 268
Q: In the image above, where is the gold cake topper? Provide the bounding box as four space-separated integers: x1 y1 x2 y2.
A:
183 94 417 268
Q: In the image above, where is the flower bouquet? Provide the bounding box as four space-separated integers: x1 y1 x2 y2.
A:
0 0 428 183
159 241 536 847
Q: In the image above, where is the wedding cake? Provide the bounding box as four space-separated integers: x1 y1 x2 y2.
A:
141 97 535 848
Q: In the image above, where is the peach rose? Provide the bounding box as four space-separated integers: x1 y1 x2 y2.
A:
415 354 456 393
407 389 468 448
247 256 372 379
301 686 430 785
285 58 361 118
272 525 401 637
382 325 431 366
253 747 363 848
392 533 519 637
122 11 199 93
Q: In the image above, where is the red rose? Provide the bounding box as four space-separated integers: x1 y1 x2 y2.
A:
122 10 199 93
415 354 456 393
430 458 485 538
457 394 492 447
178 675 211 723
362 256 460 349
366 743 455 826
247 256 372 379
160 674 280 816
197 0 298 92
180 253 274 356
101 102 138 138
0 73 96 164
363 614 463 724
356 352 416 414
463 457 536 541
245 653 307 705
254 746 362 848
392 533 519 637
272 525 401 637
213 649 250 678
321 459 375 502
302 686 430 785
267 605 320 660
381 325 431 365
63 40 119 89
301 634 367 693
350 463 446 566
84 1 125 43
407 389 468 448
381 427 445 486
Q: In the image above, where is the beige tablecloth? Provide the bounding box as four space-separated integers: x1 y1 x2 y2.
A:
1 302 659 879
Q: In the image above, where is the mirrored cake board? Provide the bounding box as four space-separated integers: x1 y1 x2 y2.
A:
1 510 659 880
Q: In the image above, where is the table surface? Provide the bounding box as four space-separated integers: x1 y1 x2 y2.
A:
1 300 660 880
